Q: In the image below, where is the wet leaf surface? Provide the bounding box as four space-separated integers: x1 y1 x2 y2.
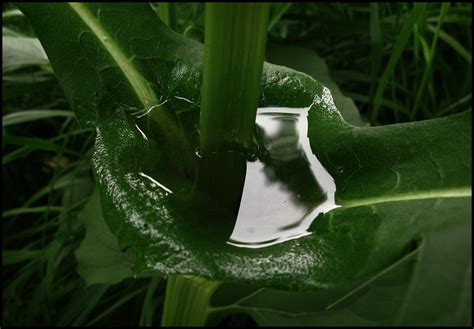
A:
19 3 471 325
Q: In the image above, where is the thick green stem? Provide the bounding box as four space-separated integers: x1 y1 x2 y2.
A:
192 3 270 220
161 275 221 326
199 3 270 154
164 7 270 325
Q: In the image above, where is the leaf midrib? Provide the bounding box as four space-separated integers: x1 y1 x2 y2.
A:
69 2 158 108
340 186 471 208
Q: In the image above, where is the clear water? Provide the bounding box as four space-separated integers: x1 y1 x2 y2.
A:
136 106 338 249
227 107 338 248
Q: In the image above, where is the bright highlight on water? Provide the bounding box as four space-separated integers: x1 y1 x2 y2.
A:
228 107 339 248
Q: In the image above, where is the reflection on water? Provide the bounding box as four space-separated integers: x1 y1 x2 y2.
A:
227 107 338 248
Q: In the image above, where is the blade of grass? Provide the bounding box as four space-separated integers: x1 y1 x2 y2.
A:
411 3 450 120
2 206 65 218
3 136 80 155
369 3 382 97
413 19 420 79
2 109 74 126
3 250 43 266
391 73 399 122
43 108 80 224
435 93 472 117
331 70 372 83
416 33 435 107
22 165 91 207
71 286 109 326
2 128 94 165
4 220 60 241
268 3 292 31
371 3 427 123
345 92 410 115
86 287 147 326
139 277 163 326
427 24 471 64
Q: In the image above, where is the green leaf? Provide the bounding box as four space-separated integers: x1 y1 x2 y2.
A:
75 188 135 286
207 210 471 326
2 110 74 126
2 9 25 20
3 136 79 156
394 221 471 325
208 250 417 326
309 108 471 206
2 35 49 72
266 42 367 127
3 26 25 37
19 3 471 324
3 206 65 218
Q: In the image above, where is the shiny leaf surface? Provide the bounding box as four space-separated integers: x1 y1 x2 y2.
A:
19 5 471 323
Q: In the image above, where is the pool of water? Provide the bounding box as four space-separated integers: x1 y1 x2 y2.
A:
136 106 339 248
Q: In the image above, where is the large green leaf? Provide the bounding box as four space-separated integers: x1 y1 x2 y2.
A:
19 3 471 324
207 200 471 326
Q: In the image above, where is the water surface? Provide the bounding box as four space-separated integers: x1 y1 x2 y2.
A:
136 106 338 248
228 107 338 248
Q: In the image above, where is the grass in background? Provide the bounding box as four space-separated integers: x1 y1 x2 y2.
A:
2 5 163 326
268 2 472 124
2 2 472 326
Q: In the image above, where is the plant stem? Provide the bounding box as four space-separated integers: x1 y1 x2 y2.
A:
161 275 221 326
199 3 270 154
164 7 270 325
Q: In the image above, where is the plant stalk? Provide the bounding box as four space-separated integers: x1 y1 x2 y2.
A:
199 3 270 154
165 6 270 325
161 275 221 326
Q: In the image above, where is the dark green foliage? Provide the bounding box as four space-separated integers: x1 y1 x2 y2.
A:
269 3 472 124
2 2 471 327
